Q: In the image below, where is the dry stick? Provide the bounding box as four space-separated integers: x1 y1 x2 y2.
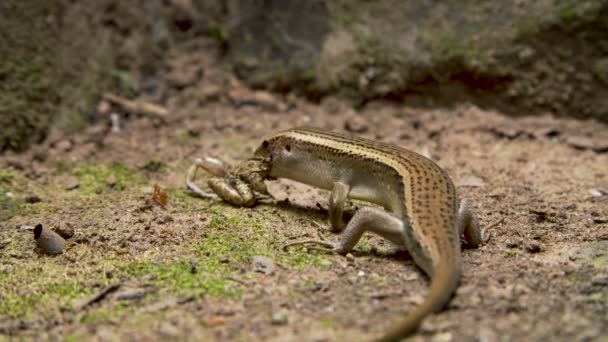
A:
72 283 121 311
103 93 168 118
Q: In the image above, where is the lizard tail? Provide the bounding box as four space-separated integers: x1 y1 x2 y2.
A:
377 257 462 342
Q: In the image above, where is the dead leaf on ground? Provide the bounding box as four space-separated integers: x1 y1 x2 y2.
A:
152 184 169 207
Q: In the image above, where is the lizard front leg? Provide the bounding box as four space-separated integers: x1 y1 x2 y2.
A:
284 206 407 253
328 182 350 232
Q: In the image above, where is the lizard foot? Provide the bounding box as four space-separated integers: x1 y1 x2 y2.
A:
282 240 338 253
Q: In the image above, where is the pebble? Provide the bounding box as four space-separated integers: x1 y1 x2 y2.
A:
252 255 275 275
345 253 355 262
525 243 543 253
271 312 288 325
218 255 230 263
54 222 75 239
25 195 42 203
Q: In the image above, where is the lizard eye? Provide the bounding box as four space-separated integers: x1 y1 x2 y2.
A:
284 144 291 152
262 140 269 149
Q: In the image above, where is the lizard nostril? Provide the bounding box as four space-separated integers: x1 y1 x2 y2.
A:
285 144 291 152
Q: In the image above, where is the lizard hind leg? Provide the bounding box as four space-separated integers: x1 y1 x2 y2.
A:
457 199 483 247
283 206 406 254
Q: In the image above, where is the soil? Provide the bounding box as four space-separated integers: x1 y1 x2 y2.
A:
1 38 607 341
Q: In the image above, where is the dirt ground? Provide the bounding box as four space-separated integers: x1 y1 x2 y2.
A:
1 38 607 341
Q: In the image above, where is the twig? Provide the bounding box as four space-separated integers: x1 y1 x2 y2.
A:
72 283 121 311
224 276 254 286
103 93 168 118
285 232 311 240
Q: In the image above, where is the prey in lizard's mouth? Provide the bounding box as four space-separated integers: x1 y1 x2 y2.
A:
186 156 273 207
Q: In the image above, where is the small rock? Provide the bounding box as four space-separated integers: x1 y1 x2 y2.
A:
489 126 524 140
0 239 10 249
25 195 42 203
115 290 147 300
319 259 332 267
54 222 75 239
200 84 223 101
218 255 230 263
344 115 369 133
518 47 535 61
5 158 24 170
505 240 521 248
190 259 199 274
345 253 355 263
65 180 80 191
591 275 608 286
271 312 289 325
32 148 48 162
156 215 174 224
55 139 73 152
170 0 196 31
105 269 116 279
252 255 275 275
97 100 111 115
106 174 118 188
525 243 543 253
566 136 608 153
142 274 158 281
589 189 606 198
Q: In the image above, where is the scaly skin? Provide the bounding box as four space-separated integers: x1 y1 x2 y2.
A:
188 127 482 341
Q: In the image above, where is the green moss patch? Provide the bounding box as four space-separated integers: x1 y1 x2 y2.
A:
72 162 145 193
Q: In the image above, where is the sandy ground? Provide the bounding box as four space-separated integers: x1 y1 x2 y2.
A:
1 39 607 341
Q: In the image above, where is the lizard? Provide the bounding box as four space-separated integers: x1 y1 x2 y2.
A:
186 127 483 341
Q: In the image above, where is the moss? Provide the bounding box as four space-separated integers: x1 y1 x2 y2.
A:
140 159 167 173
505 248 518 258
210 25 228 45
193 206 276 262
72 162 146 193
52 159 70 174
322 317 335 329
558 3 579 22
0 1 62 152
0 168 26 221
369 272 391 286
0 260 97 319
422 28 489 69
122 260 237 298
171 132 200 147
164 187 209 213
110 69 137 95
515 18 541 40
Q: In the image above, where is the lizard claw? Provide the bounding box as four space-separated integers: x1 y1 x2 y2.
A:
282 240 338 253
